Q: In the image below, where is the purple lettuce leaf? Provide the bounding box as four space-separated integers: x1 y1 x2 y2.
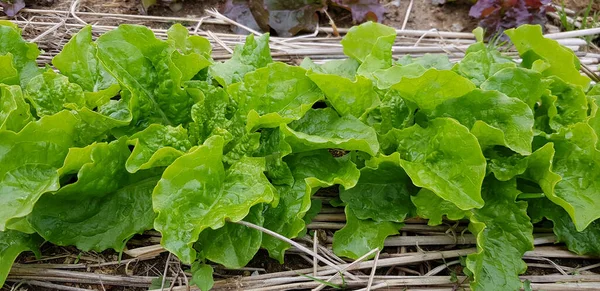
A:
329 0 384 23
223 0 263 35
0 0 25 17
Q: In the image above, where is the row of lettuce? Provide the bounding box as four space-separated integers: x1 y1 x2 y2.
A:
0 20 599 290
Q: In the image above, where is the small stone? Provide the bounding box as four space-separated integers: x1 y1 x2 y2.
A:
451 23 464 32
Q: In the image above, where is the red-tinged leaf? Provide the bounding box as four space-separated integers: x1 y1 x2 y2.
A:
0 0 25 17
469 0 551 36
330 0 385 23
223 0 263 35
249 0 326 37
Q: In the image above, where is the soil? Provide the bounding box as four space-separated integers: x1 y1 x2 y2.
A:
24 0 480 34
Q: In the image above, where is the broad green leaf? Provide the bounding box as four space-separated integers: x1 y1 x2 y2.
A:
307 73 380 119
382 118 486 210
0 230 42 287
411 189 467 226
0 85 32 132
454 44 514 86
486 143 557 182
332 207 401 260
340 152 416 223
505 25 590 89
300 58 359 80
189 262 214 291
281 108 380 156
262 150 360 262
367 90 415 135
24 71 86 117
153 136 276 263
529 198 600 256
481 67 548 109
544 123 600 231
96 25 198 127
229 62 323 131
0 54 19 85
52 25 120 108
546 76 588 131
0 23 41 86
341 21 396 63
126 124 192 173
356 29 396 81
466 178 534 291
186 81 235 145
396 54 453 70
429 89 534 155
0 111 80 230
167 24 212 81
29 138 159 252
372 63 427 89
196 204 264 269
167 24 211 60
391 69 476 111
254 128 294 186
210 34 272 87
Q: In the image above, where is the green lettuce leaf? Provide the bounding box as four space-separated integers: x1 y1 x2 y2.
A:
186 81 236 145
367 89 416 135
411 188 467 226
229 62 323 131
546 76 588 131
153 136 276 263
126 124 192 173
372 63 427 90
465 178 534 291
429 89 534 155
307 73 380 119
96 25 199 127
254 128 294 186
52 25 120 108
210 34 272 87
300 58 359 80
505 24 590 89
544 123 600 231
0 84 32 132
340 152 416 223
390 69 476 111
396 54 453 70
189 262 214 291
281 108 379 156
0 230 42 287
341 21 396 63
529 198 600 256
454 45 515 86
24 71 86 117
0 23 41 86
29 138 159 252
0 54 19 85
480 67 548 109
196 204 264 269
262 150 360 262
355 27 396 81
166 23 212 81
0 111 80 230
332 207 401 260
382 118 486 210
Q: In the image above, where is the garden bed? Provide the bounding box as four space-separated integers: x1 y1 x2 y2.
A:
1 2 600 291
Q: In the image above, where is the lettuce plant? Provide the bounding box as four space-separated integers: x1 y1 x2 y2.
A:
469 0 554 35
0 19 599 291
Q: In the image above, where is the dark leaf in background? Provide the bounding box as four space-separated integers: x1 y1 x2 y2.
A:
330 0 385 23
223 0 263 35
249 0 327 37
0 0 25 16
469 0 553 37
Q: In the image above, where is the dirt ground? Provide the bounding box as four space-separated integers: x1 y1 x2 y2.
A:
25 0 479 33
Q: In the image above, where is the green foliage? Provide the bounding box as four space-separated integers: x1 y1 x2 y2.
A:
0 22 597 291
